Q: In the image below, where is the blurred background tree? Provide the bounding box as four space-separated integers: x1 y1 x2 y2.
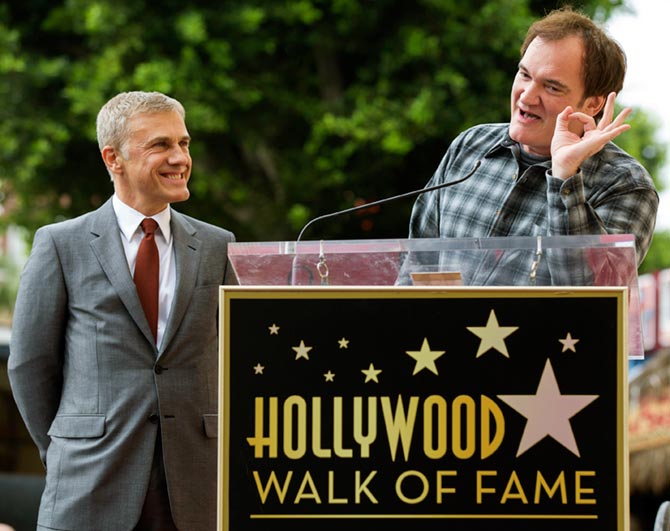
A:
0 0 665 267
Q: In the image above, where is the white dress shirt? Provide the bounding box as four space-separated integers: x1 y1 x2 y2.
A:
112 194 176 350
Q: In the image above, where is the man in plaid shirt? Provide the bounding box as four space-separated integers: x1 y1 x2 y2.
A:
409 7 659 271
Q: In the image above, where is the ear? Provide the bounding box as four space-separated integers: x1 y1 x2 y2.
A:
101 146 124 175
583 95 606 117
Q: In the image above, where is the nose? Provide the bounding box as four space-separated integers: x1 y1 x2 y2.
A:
519 82 541 106
167 145 190 166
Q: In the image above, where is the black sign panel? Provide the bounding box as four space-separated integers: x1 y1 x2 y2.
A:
219 287 627 531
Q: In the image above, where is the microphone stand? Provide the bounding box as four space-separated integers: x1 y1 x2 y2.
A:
290 160 482 285
296 160 481 243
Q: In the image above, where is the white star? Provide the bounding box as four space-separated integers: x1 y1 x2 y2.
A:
324 370 335 382
292 340 312 360
361 363 382 383
338 337 349 349
498 359 598 457
559 332 580 352
268 324 280 335
405 338 445 375
467 309 518 358
253 363 265 375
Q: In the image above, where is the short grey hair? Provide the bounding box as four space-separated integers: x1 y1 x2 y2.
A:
96 91 186 154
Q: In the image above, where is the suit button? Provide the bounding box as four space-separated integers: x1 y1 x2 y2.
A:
154 364 165 374
148 414 160 424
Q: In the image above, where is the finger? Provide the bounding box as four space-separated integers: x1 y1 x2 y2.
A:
600 123 631 143
554 105 574 131
599 92 616 125
578 123 631 159
567 111 596 129
610 106 633 128
557 105 573 121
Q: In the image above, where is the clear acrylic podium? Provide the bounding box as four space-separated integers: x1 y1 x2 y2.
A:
220 234 637 530
227 233 643 358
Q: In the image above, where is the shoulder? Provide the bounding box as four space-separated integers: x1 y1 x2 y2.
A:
171 209 236 243
586 143 657 191
33 201 112 241
450 123 509 152
456 123 507 141
440 123 508 166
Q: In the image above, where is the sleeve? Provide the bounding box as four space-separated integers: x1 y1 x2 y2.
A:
546 168 659 265
408 126 486 240
8 227 68 464
408 153 450 239
223 231 238 286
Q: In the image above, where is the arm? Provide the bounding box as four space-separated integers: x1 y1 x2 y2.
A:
408 151 452 239
546 171 658 264
548 92 659 263
8 227 67 463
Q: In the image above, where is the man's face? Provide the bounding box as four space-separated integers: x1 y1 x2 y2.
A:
111 110 191 215
509 35 593 157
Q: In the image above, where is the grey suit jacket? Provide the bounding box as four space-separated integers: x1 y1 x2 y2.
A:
8 199 236 531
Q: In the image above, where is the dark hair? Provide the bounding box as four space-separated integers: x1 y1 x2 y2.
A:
521 6 626 118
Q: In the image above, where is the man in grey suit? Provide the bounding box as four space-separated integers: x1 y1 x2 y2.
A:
8 91 236 530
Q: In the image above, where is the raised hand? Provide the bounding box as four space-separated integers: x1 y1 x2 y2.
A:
551 92 632 179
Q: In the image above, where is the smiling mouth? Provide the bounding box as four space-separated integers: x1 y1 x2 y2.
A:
162 173 184 180
519 108 541 120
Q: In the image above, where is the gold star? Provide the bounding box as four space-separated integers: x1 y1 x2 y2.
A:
361 363 382 383
467 309 518 358
324 370 335 382
292 340 312 360
559 332 580 352
268 324 280 335
338 337 349 349
405 338 445 375
253 363 265 375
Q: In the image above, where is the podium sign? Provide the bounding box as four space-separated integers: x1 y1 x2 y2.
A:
227 234 643 358
218 286 628 531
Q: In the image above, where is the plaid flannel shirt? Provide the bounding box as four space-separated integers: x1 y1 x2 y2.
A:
409 123 659 266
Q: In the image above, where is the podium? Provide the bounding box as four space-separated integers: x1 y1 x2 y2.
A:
218 234 638 531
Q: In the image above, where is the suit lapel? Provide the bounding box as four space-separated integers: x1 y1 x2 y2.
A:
159 210 201 353
88 199 156 345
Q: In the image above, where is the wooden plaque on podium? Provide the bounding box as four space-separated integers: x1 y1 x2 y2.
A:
218 286 629 531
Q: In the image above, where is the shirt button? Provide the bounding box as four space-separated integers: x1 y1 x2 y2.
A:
562 188 572 196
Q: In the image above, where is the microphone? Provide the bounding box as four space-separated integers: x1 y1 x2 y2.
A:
289 160 481 285
296 160 481 242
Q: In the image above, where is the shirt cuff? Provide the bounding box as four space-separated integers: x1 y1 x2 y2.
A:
546 169 586 208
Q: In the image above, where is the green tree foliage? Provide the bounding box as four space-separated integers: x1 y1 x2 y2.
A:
640 231 670 274
3 0 655 248
614 106 666 191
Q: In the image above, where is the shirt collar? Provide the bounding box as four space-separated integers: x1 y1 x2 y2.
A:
487 129 517 157
489 129 551 168
112 194 172 242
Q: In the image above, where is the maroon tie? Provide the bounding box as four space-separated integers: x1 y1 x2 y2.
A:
134 218 159 341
